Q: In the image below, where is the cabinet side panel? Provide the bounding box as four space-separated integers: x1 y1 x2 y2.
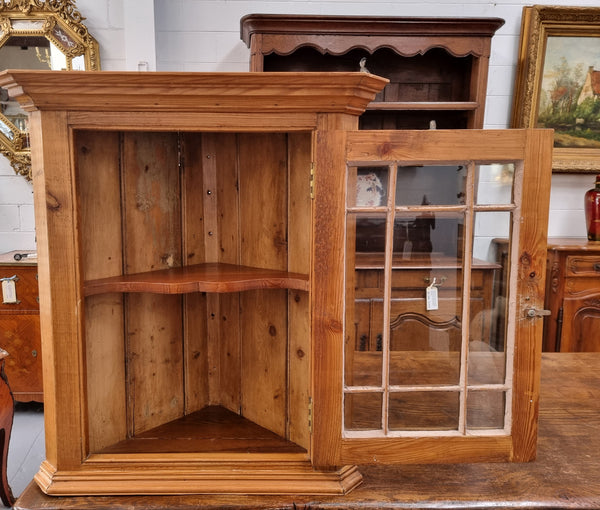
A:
121 132 184 434
76 130 127 452
30 111 83 468
181 133 209 412
239 133 288 437
287 132 312 449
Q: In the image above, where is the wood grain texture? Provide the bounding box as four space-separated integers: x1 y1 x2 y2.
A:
84 263 309 296
121 132 184 435
76 130 127 453
29 110 84 470
16 353 600 509
510 128 553 462
239 133 289 437
0 70 388 116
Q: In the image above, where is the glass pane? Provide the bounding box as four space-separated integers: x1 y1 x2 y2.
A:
396 165 466 206
466 391 506 430
0 117 14 140
349 166 389 208
344 393 383 431
389 391 459 430
475 164 515 205
346 210 387 388
389 213 463 386
345 299 383 387
471 211 511 357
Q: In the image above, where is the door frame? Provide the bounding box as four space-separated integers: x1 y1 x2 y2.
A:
311 128 553 467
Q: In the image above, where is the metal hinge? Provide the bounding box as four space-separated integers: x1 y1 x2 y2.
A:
308 396 313 434
309 162 315 200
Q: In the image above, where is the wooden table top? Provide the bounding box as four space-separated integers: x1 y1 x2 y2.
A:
14 352 600 509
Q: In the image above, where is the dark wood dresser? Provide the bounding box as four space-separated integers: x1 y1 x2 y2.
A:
0 250 43 402
544 238 600 352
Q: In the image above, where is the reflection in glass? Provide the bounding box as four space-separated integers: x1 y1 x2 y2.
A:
396 165 466 206
389 391 459 430
466 391 506 430
471 211 511 358
349 166 389 208
475 164 515 205
391 212 464 261
344 393 383 431
345 298 383 387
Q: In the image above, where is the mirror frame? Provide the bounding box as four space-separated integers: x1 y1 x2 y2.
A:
0 0 100 180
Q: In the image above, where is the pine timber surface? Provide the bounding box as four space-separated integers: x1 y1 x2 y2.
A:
14 353 600 509
98 406 306 455
83 263 310 296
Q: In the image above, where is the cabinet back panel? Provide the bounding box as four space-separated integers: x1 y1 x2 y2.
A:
208 133 242 411
180 133 210 412
121 132 185 435
238 133 289 437
76 130 127 452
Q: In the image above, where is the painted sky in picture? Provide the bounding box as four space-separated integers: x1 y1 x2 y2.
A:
541 36 600 91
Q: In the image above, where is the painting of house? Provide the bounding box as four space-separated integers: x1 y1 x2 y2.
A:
577 66 600 105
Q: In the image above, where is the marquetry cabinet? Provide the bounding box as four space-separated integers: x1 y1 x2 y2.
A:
0 250 43 402
0 69 552 497
241 15 504 130
543 239 600 352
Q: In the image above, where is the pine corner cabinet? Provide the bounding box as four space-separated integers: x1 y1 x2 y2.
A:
0 70 553 497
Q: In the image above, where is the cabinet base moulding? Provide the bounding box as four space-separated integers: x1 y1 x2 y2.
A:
34 461 363 496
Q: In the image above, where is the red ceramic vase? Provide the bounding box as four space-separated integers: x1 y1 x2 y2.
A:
585 174 600 241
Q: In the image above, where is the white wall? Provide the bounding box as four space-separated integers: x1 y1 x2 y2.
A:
0 0 596 253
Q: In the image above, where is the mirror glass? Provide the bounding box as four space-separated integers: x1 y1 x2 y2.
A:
0 3 100 179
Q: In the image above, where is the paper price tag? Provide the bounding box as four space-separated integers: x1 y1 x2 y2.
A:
426 279 439 311
2 278 17 304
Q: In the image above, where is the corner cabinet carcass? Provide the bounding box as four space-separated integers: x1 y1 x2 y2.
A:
0 70 553 496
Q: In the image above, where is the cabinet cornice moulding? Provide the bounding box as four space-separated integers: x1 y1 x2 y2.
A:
241 14 505 58
0 70 389 115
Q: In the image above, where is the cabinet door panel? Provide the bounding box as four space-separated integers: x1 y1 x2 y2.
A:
312 128 553 466
561 295 600 352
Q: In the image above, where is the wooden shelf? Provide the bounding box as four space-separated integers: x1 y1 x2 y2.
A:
83 263 309 296
367 101 479 111
98 406 307 456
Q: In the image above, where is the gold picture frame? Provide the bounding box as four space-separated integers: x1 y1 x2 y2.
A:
512 5 600 173
0 0 100 180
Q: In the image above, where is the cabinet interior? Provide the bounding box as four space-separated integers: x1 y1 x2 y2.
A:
77 130 312 456
263 47 474 130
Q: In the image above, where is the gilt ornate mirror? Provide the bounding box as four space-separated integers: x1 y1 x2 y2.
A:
0 0 99 179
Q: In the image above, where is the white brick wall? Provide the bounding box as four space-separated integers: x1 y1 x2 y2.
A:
0 0 596 253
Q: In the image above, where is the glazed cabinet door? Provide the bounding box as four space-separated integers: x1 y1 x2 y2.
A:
312 129 553 467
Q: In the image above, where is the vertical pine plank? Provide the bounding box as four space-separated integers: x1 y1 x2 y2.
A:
287 132 312 449
311 129 348 468
76 130 127 452
30 111 84 469
181 132 209 413
121 132 184 434
239 133 288 436
213 133 242 411
510 129 553 461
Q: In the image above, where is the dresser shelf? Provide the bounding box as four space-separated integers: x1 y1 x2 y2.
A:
83 263 309 296
367 101 479 111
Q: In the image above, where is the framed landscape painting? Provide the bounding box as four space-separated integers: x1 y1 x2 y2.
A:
512 5 600 173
